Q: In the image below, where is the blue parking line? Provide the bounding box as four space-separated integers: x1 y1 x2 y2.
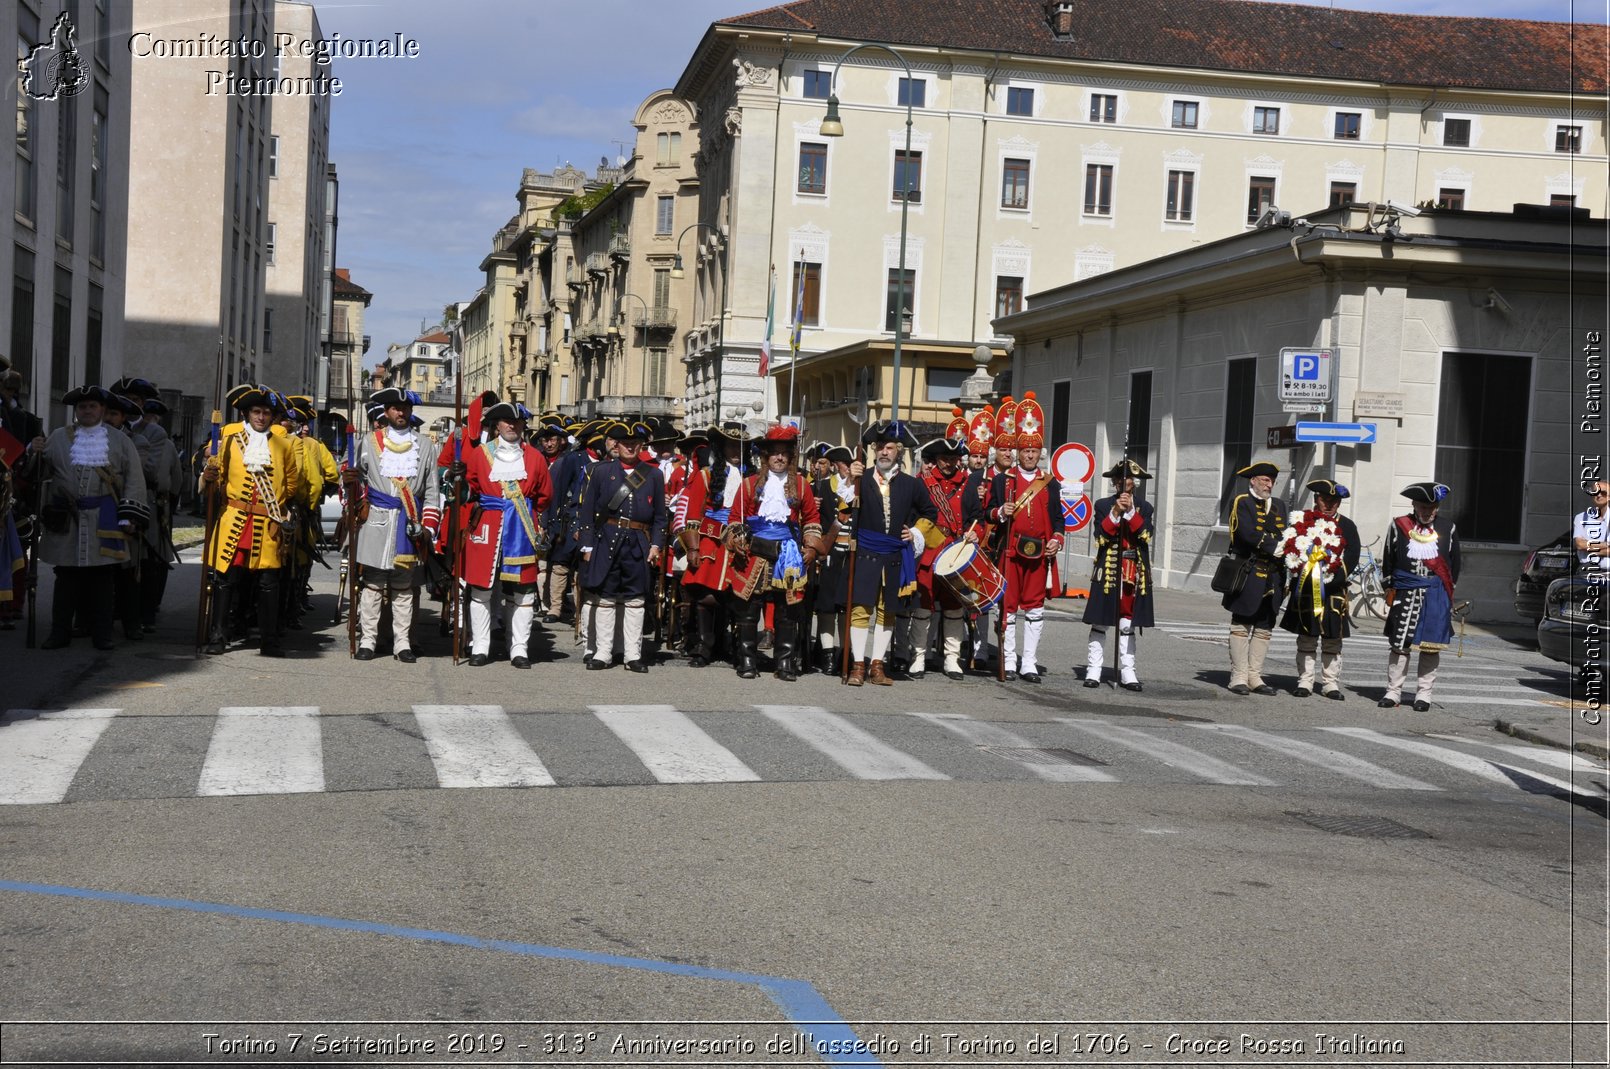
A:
1 878 883 1067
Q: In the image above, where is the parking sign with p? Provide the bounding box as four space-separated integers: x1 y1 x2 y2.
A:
1279 347 1335 403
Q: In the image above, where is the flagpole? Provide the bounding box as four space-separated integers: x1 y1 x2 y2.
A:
759 264 775 422
787 259 804 438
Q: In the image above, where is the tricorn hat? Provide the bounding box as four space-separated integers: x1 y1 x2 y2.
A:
481 401 520 427
226 383 276 414
756 424 801 451
110 376 160 400
142 398 170 419
63 384 112 406
1306 478 1350 499
105 393 142 417
921 437 968 462
1102 457 1151 481
369 387 410 409
824 445 854 465
861 420 919 448
1400 481 1449 504
1237 461 1280 479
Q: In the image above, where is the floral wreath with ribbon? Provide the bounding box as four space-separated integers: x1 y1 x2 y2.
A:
1279 512 1346 622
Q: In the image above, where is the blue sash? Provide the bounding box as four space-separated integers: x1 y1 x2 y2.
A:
367 487 414 561
77 494 127 561
1393 570 1453 646
749 517 805 590
859 527 915 594
704 506 731 524
0 511 22 599
484 489 540 582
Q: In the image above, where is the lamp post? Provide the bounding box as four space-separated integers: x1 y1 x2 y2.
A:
618 292 650 420
820 42 914 425
671 221 727 427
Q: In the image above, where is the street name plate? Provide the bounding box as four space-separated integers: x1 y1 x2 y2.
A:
1354 390 1404 418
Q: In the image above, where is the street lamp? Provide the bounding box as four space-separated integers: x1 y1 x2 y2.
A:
618 292 650 420
671 221 727 426
820 42 914 425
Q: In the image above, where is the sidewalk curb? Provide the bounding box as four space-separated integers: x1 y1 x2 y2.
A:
1494 717 1610 762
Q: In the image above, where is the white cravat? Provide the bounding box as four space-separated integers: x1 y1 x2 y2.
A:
242 427 273 472
379 427 420 479
758 471 792 522
69 424 110 467
489 439 526 481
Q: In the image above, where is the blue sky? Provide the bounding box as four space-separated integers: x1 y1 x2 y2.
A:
312 0 1606 367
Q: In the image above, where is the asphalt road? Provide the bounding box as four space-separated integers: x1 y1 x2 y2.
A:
1 557 1606 1067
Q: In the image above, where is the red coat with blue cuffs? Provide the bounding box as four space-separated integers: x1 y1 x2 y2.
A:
459 441 552 588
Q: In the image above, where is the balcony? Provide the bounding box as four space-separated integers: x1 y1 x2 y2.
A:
635 306 677 333
608 233 631 261
566 266 586 289
585 252 609 277
578 318 604 340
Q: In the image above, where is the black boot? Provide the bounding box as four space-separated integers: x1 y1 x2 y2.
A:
688 603 717 668
257 570 283 656
735 609 760 680
88 569 117 650
816 645 839 675
40 567 76 648
203 572 235 655
774 618 798 682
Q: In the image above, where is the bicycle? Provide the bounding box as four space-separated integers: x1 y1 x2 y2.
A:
1349 537 1390 621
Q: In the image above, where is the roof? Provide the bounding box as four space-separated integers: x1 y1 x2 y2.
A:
415 331 452 345
716 0 1605 94
332 269 372 302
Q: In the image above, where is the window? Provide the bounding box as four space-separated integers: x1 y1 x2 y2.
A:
1551 194 1578 207
1127 371 1152 468
925 367 970 403
95 0 109 68
1253 106 1280 135
51 266 71 398
269 135 279 177
1051 381 1070 448
1435 352 1530 542
1001 158 1030 209
263 307 273 353
1165 170 1195 221
898 77 926 108
1556 125 1582 154
55 75 76 240
653 268 671 310
1334 112 1361 140
15 11 37 223
1437 187 1465 210
1219 358 1257 523
1090 93 1117 123
10 247 32 395
656 131 681 165
91 88 107 261
1006 86 1034 116
790 261 821 327
656 195 674 235
86 283 102 386
1443 118 1470 147
1084 164 1113 215
893 149 922 202
266 222 276 264
995 276 1023 319
1247 176 1276 223
802 69 831 100
1329 181 1357 207
798 142 826 194
885 268 914 333
1171 100 1199 129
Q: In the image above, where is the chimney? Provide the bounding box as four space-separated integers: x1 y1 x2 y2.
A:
335 268 350 281
1046 0 1075 40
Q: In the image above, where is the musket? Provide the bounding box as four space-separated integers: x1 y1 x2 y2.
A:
448 370 464 665
840 447 868 683
343 337 361 655
994 469 1013 683
195 336 226 656
23 471 46 649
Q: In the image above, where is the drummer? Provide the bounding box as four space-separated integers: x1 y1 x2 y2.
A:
913 416 973 680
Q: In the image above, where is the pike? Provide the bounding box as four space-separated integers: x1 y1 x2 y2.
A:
447 362 464 665
343 337 360 656
195 335 226 657
23 473 46 649
840 443 869 683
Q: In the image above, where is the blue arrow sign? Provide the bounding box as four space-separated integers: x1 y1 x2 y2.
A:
1294 421 1377 445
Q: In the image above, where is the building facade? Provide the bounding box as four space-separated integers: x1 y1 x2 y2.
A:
1 0 132 432
673 0 1606 443
323 266 370 423
261 0 331 400
1000 204 1608 623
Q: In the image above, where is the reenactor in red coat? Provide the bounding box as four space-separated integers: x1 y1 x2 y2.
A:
911 409 974 680
452 402 553 668
986 392 1065 683
675 424 747 668
726 425 825 681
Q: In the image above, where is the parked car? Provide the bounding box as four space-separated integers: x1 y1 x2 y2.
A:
317 490 344 547
1536 576 1609 690
1514 531 1573 621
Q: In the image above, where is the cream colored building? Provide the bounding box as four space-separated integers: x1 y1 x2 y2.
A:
673 0 1606 443
1001 203 1606 624
0 0 133 432
261 0 330 401
126 0 309 435
460 218 520 403
323 266 370 427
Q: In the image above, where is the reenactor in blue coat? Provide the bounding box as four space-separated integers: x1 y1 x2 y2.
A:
577 421 667 672
1222 461 1288 695
1379 481 1460 711
541 420 602 625
1083 458 1156 691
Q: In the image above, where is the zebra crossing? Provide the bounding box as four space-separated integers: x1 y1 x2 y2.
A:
1150 621 1566 708
2 704 1604 807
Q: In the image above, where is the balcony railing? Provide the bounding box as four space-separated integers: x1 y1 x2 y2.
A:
585 252 609 276
608 233 630 261
566 266 586 289
635 306 677 333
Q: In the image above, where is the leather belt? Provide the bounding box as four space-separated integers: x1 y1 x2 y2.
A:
606 518 651 532
226 497 277 519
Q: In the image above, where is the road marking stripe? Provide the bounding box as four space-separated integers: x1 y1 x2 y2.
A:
1430 682 1554 694
1318 727 1600 797
591 705 759 784
1424 735 1608 775
198 707 324 796
910 712 1116 782
0 708 120 805
1425 695 1551 707
1189 724 1440 791
1054 718 1276 785
412 705 555 789
757 705 948 780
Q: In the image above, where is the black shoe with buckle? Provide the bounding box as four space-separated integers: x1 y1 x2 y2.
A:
395 649 417 664
1083 678 1101 689
1293 686 1312 698
511 656 531 669
355 647 375 661
1412 699 1431 712
1377 696 1398 708
1019 671 1042 684
1121 681 1143 692
586 657 607 671
1229 683 1251 695
626 660 648 674
1251 684 1276 696
1323 688 1345 701
468 653 490 667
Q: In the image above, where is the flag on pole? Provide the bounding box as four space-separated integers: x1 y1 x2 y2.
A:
758 267 775 378
789 263 806 357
